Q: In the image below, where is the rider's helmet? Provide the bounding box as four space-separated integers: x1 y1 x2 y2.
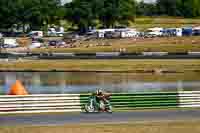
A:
96 88 103 95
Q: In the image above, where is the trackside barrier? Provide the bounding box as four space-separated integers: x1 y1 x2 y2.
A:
188 52 200 55
96 52 120 57
178 91 200 107
0 94 81 114
3 52 200 59
52 53 75 57
80 92 179 110
142 52 168 56
1 91 200 114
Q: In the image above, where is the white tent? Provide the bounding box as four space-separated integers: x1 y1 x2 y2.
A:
4 38 19 47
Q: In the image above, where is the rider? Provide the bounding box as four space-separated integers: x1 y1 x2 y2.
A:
95 89 112 112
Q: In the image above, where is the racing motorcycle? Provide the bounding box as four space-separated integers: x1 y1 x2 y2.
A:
84 94 112 113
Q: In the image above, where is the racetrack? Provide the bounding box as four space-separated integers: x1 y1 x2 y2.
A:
2 52 200 60
1 109 200 126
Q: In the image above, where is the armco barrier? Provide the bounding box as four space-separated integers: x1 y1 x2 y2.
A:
0 91 200 114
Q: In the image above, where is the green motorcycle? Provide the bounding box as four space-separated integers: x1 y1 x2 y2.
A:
84 94 112 113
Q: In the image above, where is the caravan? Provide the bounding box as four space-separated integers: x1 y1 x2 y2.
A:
182 27 193 36
119 28 139 38
3 38 19 48
163 28 182 37
96 29 115 38
147 27 164 37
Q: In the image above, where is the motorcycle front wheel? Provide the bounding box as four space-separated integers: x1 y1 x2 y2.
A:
84 104 95 113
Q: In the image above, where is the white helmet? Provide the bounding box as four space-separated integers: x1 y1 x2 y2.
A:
96 89 103 95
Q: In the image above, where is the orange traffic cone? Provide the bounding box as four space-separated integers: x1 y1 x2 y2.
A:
8 80 29 95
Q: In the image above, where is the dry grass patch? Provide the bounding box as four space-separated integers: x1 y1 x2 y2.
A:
32 36 200 53
1 120 200 133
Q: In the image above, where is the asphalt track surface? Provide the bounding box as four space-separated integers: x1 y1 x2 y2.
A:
37 55 200 59
1 109 200 126
1 52 200 59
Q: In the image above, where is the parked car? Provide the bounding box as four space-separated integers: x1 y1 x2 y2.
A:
48 40 66 47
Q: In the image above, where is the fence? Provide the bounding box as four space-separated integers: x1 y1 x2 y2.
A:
0 91 200 114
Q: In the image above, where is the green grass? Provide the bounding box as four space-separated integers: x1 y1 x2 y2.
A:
60 17 200 31
132 17 200 30
31 73 200 85
0 59 200 72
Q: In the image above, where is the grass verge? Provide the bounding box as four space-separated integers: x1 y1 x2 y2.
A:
133 17 200 30
1 120 200 133
31 36 200 53
0 59 199 72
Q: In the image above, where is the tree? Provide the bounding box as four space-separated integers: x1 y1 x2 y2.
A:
65 0 136 32
0 0 18 29
65 0 94 33
98 0 135 28
22 0 61 31
118 0 136 25
156 0 180 16
0 0 61 32
136 1 157 16
181 0 200 17
156 0 200 17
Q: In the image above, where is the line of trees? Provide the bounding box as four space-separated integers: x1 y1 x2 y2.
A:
0 0 62 32
64 0 136 33
0 0 200 33
137 0 200 17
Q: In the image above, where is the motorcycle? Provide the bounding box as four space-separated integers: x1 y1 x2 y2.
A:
84 94 112 113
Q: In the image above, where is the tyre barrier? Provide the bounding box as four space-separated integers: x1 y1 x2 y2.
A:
0 91 200 114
